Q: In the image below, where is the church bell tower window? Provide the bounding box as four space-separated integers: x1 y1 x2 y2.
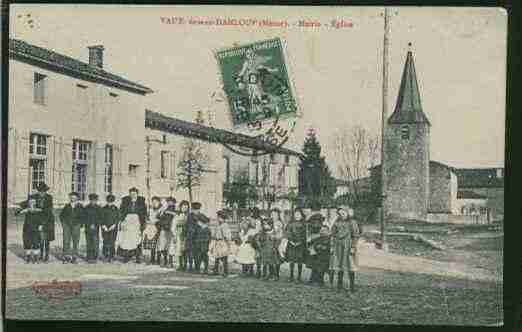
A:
401 125 410 140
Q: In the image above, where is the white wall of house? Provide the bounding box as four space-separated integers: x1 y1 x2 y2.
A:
8 59 148 206
145 128 225 219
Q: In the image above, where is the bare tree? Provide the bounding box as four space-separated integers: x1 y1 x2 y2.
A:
332 125 380 205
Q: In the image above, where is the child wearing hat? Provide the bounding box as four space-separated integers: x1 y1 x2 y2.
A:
101 194 119 262
59 192 84 263
16 194 43 263
211 210 232 277
84 193 103 263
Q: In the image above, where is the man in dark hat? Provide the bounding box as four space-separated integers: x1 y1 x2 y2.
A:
34 182 55 262
59 192 84 263
84 193 103 263
101 194 119 262
119 187 148 263
184 201 204 271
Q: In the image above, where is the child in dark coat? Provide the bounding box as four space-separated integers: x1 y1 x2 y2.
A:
101 194 119 262
84 193 103 263
257 218 280 281
307 226 332 286
17 195 43 263
193 213 211 274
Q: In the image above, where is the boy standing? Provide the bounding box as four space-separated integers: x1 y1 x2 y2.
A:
59 192 84 264
101 194 119 262
211 210 232 277
84 193 103 263
193 209 211 274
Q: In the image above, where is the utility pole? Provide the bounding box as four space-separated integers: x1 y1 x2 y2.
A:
380 7 390 251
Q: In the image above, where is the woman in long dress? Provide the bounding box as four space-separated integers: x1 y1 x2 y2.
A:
143 196 162 265
117 188 148 263
329 207 360 292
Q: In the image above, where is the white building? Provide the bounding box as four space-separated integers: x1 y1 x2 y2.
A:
7 38 302 217
8 39 153 206
145 110 301 217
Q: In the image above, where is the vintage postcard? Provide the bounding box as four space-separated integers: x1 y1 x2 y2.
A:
5 5 505 325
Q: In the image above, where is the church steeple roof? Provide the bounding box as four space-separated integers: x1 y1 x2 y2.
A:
388 44 431 126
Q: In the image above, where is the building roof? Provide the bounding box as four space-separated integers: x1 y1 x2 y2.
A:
9 38 153 95
388 48 431 126
457 190 487 199
369 160 455 172
455 168 504 188
145 110 302 157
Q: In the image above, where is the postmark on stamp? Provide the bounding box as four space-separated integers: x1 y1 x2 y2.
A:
215 38 299 155
215 38 298 126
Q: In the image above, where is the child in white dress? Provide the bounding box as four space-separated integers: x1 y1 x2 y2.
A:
236 220 257 276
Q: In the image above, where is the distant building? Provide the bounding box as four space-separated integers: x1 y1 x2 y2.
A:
145 110 301 216
366 47 503 224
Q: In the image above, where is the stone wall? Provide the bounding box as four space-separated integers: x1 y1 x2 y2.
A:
383 123 430 220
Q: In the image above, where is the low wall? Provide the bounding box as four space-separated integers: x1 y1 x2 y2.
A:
427 213 491 225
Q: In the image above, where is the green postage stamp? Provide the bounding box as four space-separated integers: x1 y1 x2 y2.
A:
215 38 298 126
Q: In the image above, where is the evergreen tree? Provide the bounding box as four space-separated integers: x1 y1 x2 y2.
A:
298 128 336 208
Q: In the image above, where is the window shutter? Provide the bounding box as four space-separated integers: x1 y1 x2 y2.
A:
170 151 176 180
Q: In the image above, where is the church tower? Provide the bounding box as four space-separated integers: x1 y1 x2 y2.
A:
384 45 431 220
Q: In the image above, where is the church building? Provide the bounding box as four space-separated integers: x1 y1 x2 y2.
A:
369 47 503 224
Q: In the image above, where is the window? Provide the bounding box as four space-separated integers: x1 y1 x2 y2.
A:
34 73 47 105
129 164 139 177
496 169 503 179
72 139 91 200
401 125 410 140
104 144 113 194
29 133 48 191
160 151 168 179
29 133 47 157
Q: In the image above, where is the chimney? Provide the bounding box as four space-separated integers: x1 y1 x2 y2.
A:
87 45 104 68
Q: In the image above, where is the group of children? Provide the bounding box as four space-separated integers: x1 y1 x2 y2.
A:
234 206 360 291
18 185 360 291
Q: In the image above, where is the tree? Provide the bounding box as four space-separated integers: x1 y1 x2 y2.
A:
177 111 209 205
331 125 380 206
298 128 336 208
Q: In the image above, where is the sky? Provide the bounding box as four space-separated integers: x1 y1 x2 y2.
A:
10 5 507 173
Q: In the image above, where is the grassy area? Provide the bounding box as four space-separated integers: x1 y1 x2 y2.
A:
5 267 502 325
5 219 503 325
